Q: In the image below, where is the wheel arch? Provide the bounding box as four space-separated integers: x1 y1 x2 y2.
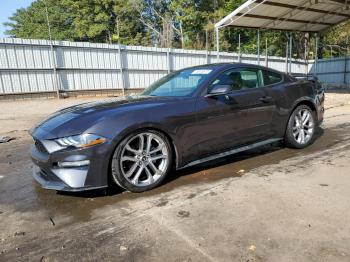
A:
287 98 317 124
284 98 316 136
292 99 316 114
106 126 179 185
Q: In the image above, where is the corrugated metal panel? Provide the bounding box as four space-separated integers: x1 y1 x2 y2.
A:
308 57 349 84
0 38 348 94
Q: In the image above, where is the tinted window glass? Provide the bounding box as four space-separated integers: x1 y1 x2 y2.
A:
209 69 260 92
263 70 282 85
209 70 241 92
240 70 259 88
142 68 212 97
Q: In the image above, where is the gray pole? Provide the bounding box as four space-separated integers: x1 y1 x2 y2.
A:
238 33 241 62
289 33 293 74
179 20 184 49
265 37 268 67
205 29 209 63
257 30 260 65
304 33 308 76
315 34 319 77
118 44 125 96
216 27 220 62
44 0 60 99
116 17 125 96
330 45 333 58
345 34 349 84
285 40 289 74
167 48 171 73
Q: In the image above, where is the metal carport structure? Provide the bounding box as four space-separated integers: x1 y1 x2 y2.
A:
215 0 350 73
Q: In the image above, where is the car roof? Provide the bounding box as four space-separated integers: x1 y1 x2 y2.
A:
187 62 284 74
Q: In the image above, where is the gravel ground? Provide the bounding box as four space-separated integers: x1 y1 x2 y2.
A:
0 92 350 261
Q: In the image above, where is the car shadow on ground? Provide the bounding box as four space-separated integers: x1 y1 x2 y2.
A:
59 127 324 199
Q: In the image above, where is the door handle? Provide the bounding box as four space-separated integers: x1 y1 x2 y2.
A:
259 96 273 103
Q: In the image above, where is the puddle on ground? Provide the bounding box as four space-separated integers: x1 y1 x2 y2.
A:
0 123 349 224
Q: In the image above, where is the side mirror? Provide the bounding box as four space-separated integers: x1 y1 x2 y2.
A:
205 84 231 97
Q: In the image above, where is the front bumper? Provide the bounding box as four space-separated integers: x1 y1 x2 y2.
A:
32 165 106 192
30 139 111 192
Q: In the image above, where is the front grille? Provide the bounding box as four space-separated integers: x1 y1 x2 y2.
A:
35 140 48 154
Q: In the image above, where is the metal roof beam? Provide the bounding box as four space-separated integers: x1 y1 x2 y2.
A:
215 0 269 28
222 24 317 33
259 0 312 29
296 3 349 31
236 13 334 26
215 0 256 28
255 0 350 18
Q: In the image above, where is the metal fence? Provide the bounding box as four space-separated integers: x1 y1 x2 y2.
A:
309 57 350 85
0 38 348 95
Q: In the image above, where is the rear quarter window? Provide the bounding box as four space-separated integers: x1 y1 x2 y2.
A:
263 70 283 86
240 70 259 88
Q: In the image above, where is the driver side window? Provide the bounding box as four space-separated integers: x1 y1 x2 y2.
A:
209 68 261 92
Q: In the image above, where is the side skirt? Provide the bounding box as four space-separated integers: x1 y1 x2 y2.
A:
179 138 283 170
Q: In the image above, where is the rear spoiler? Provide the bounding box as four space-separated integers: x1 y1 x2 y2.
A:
290 73 319 83
290 74 323 91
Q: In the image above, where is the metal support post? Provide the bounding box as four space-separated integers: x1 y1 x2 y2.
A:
238 33 241 62
44 0 60 99
118 44 125 96
265 38 268 67
315 34 319 77
285 40 289 73
257 29 260 65
304 33 308 76
205 29 209 63
167 48 171 73
216 27 220 62
289 33 293 74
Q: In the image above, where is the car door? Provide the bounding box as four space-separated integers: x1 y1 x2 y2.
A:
260 69 288 137
195 67 275 157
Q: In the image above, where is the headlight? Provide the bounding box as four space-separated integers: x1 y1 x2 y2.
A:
55 134 106 148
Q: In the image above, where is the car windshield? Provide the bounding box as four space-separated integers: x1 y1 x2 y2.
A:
141 68 213 97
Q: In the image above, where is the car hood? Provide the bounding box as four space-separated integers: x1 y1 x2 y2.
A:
30 95 173 140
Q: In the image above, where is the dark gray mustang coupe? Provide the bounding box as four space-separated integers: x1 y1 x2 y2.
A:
30 63 324 192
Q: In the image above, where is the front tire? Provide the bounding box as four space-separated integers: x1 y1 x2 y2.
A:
285 105 315 149
111 130 173 192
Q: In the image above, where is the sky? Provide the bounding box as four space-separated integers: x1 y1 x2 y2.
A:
0 0 34 37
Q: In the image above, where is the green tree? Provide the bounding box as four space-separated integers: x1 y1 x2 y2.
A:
60 0 115 43
322 20 350 57
113 0 152 46
4 0 75 41
60 0 152 45
4 0 349 58
5 0 152 45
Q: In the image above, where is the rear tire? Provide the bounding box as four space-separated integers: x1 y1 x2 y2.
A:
285 105 315 149
111 130 173 192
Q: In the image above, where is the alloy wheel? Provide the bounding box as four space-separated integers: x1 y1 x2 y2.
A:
292 108 314 145
119 132 169 187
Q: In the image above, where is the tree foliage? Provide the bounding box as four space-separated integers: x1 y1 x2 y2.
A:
4 0 349 58
4 0 75 41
